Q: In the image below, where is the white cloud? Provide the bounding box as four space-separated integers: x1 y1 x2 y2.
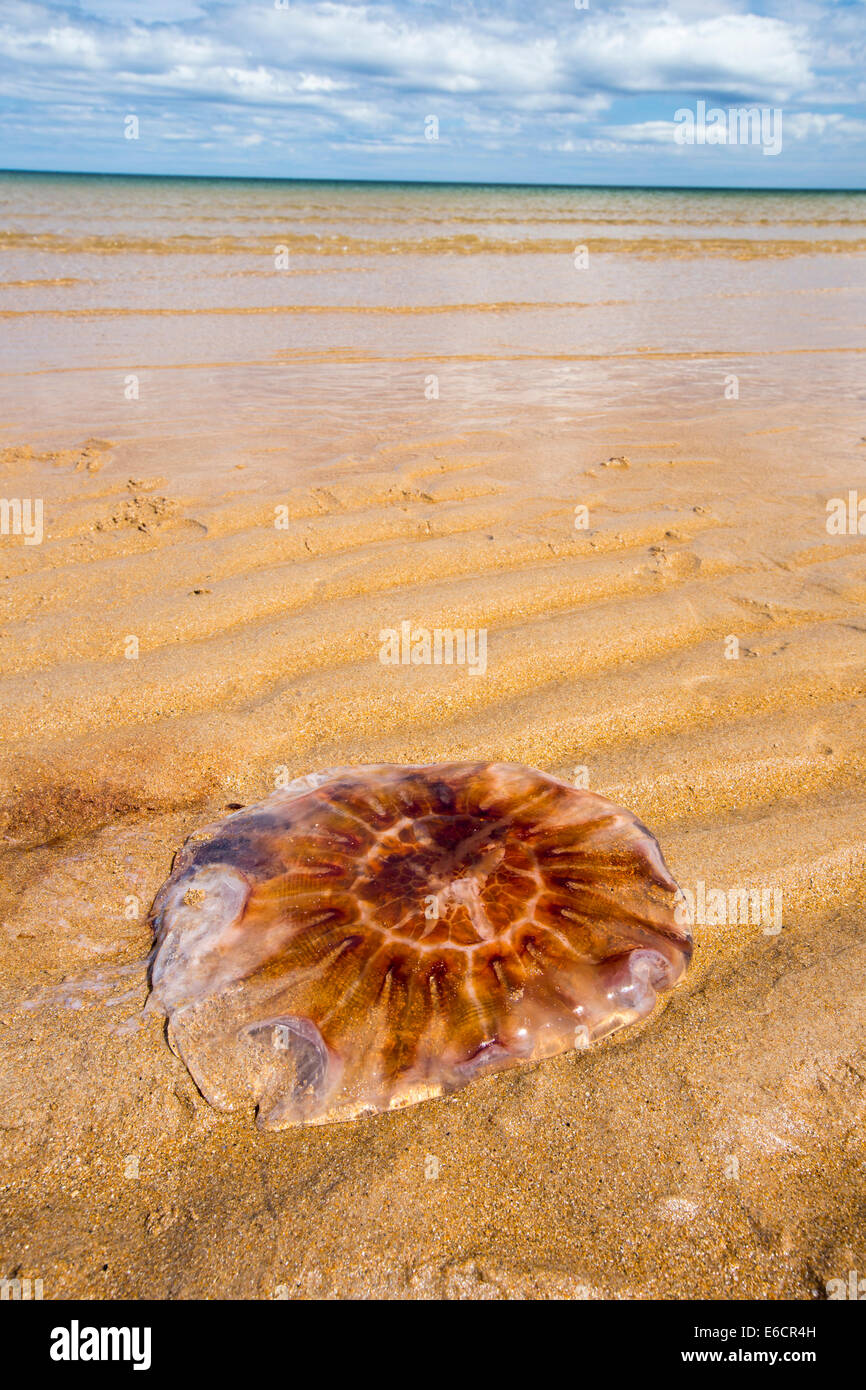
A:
784 111 866 141
564 13 812 99
0 3 816 105
599 120 683 146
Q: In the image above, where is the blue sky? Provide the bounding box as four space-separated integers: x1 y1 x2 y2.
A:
1 0 864 187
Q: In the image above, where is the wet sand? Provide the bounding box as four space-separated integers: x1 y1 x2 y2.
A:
1 177 865 1298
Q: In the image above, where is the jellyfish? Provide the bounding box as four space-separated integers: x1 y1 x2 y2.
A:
147 763 691 1128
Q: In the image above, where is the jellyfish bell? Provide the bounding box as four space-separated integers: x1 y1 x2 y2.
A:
147 762 692 1128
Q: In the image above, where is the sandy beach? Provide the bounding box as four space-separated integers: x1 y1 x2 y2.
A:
1 175 865 1299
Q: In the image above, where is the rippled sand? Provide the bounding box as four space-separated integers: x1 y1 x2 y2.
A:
1 176 865 1298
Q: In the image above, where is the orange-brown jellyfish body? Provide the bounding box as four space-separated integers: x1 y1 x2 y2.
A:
148 763 691 1128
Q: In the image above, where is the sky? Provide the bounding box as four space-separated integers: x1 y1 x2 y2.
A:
1 0 864 187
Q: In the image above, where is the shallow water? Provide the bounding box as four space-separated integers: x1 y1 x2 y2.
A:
1 174 864 463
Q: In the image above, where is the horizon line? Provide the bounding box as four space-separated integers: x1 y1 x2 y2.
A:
0 166 863 195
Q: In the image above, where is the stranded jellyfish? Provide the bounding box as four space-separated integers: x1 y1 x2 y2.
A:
148 763 691 1128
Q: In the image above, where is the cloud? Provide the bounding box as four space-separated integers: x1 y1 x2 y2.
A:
598 120 684 147
784 110 866 142
0 0 863 185
564 13 813 100
0 4 815 103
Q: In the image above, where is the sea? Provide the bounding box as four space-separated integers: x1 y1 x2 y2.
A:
0 172 864 466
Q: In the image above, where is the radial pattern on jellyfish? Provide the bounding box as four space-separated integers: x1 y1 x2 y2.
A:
148 762 692 1127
